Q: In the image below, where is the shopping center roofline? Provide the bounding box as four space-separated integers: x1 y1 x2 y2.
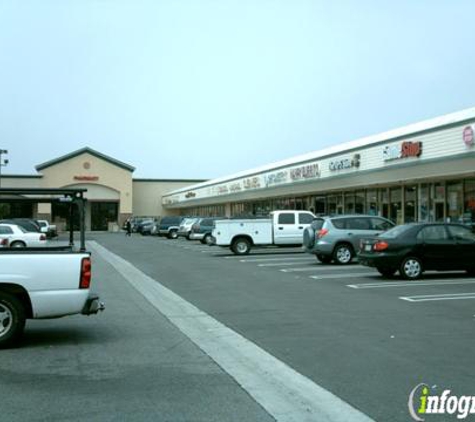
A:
164 106 475 197
133 178 208 183
35 147 136 172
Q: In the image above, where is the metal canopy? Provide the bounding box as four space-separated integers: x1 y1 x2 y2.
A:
0 187 88 252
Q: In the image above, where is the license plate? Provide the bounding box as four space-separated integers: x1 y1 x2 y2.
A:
365 244 372 252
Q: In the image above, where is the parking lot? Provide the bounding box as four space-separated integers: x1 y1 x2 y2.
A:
88 232 475 422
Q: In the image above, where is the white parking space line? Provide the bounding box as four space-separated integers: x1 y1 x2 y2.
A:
258 262 320 267
240 257 315 262
223 253 304 259
310 273 378 280
400 292 475 302
281 266 370 273
348 279 475 289
90 241 374 422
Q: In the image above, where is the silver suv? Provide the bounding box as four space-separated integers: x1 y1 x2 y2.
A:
302 215 395 264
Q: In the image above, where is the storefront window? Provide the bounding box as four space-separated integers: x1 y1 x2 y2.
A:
446 181 463 223
463 179 475 230
314 196 326 215
379 188 389 219
344 193 355 214
327 194 341 215
433 182 446 222
366 190 378 216
390 187 402 224
404 186 417 223
419 184 430 221
355 191 365 214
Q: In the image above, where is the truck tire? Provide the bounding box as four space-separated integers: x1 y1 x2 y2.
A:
201 234 212 245
231 237 251 255
168 230 178 240
0 292 26 349
303 226 315 248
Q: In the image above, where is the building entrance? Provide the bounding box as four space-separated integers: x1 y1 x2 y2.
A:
91 202 119 231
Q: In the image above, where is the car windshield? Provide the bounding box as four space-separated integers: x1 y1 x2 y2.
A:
378 224 414 239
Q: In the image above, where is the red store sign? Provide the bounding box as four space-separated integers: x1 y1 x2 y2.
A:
463 125 474 146
74 175 99 181
383 141 422 161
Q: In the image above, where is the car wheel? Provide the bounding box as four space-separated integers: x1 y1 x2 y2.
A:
10 241 26 248
316 254 332 264
400 257 423 280
333 243 353 265
376 267 397 278
0 292 26 349
203 234 212 245
231 237 251 255
168 230 178 240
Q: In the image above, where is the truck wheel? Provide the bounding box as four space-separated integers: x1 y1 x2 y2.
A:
231 238 251 255
168 230 178 240
203 234 212 245
10 241 26 248
333 243 353 265
0 292 26 349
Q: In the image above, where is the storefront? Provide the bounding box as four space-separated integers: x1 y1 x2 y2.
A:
0 147 204 230
162 107 475 229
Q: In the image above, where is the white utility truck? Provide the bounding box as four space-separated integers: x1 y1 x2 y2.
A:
0 188 105 348
212 210 315 255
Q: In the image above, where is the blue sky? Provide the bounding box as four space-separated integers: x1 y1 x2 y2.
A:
1 1 474 179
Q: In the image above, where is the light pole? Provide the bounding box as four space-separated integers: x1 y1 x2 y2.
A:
0 149 9 188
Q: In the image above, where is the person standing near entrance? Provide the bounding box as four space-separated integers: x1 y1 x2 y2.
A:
125 218 132 236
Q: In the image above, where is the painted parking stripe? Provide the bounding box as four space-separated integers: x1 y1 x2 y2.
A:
310 273 377 280
259 262 323 267
241 257 315 262
89 241 374 422
400 292 475 302
223 252 305 259
348 279 475 289
282 266 371 273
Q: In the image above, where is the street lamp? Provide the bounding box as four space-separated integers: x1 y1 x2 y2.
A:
0 149 9 188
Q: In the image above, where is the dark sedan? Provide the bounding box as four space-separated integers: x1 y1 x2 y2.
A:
358 223 475 279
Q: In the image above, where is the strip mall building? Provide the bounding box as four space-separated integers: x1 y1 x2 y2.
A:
1 107 475 230
163 107 475 227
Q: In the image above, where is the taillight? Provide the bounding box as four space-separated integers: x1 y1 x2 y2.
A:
80 257 92 289
373 241 389 252
0 238 8 246
316 228 329 239
39 234 46 241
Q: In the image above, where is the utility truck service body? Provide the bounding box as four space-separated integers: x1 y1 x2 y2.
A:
0 188 104 348
212 210 315 255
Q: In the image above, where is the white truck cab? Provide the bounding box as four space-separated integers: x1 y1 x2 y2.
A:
212 210 315 255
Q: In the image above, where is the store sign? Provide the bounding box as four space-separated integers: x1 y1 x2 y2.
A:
185 191 196 198
463 125 474 146
383 141 422 162
265 170 289 187
329 154 361 171
74 175 99 181
289 163 320 181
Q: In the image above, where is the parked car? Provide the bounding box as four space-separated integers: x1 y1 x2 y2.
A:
302 215 395 264
178 217 199 240
0 223 47 248
158 216 184 239
358 223 475 279
190 217 220 244
137 218 159 235
0 218 41 233
35 219 58 239
212 210 316 255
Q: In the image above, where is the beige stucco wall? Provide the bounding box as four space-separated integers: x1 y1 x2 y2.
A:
133 180 203 217
39 152 133 215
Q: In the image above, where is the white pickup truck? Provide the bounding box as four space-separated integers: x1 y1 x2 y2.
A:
212 210 315 255
0 188 104 348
